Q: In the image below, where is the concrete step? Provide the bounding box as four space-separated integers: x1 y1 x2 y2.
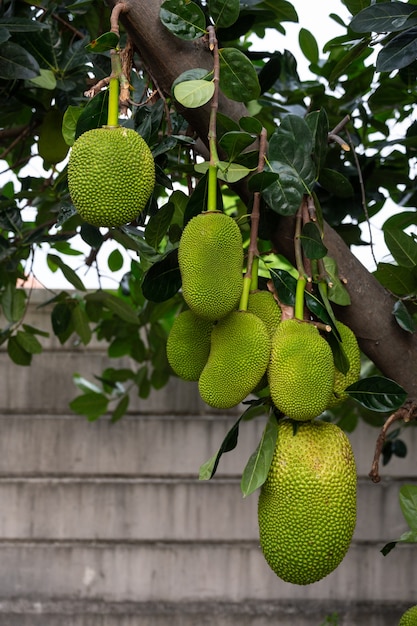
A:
0 599 409 626
0 414 415 479
0 477 408 543
0 541 413 603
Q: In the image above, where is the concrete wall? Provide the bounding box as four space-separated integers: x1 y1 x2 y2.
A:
0 291 416 625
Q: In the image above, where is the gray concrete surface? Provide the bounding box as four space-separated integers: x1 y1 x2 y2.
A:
0 291 416 625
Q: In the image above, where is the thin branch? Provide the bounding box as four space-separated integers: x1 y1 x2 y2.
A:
368 400 417 483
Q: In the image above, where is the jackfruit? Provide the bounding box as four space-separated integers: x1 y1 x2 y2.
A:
166 310 212 381
327 321 361 408
198 310 270 409
399 605 417 625
268 319 334 421
68 126 155 227
178 212 243 321
247 290 282 338
38 109 69 164
258 419 357 585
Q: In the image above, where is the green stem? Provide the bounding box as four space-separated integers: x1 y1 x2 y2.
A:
107 75 120 127
207 164 218 212
239 275 252 312
250 256 259 291
295 275 306 321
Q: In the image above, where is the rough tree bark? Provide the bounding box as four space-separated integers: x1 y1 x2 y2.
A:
107 0 417 398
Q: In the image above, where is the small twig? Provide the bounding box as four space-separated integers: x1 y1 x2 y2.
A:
110 2 128 36
84 77 110 99
369 400 417 483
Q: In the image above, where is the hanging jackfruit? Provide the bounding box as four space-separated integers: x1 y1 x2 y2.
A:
178 212 243 322
68 126 155 227
328 321 361 408
247 290 282 338
268 319 334 421
166 310 213 381
399 605 417 625
198 310 270 409
258 419 357 585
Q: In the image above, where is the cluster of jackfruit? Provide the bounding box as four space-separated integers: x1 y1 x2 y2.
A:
68 126 155 228
399 605 417 625
168 209 361 586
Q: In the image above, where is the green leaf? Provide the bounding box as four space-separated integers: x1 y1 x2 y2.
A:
51 301 73 337
0 41 40 79
345 376 407 411
47 254 87 291
305 109 329 175
209 0 240 28
263 115 316 216
239 116 263 135
111 394 130 423
318 168 354 198
62 106 82 147
298 28 319 64
218 131 255 161
219 47 260 102
107 248 124 272
305 290 334 327
0 17 50 32
374 262 417 296
28 68 57 90
384 229 417 268
300 222 328 260
199 414 243 480
71 303 92 344
75 90 109 139
392 300 416 333
160 0 206 41
241 413 278 497
69 392 109 420
323 256 351 306
1 284 26 323
377 27 417 72
194 160 251 183
85 31 119 53
248 172 280 193
174 79 215 108
399 484 417 531
15 330 42 354
269 268 296 306
80 223 104 248
7 336 32 366
141 249 182 302
101 293 140 325
145 202 175 250
350 3 417 33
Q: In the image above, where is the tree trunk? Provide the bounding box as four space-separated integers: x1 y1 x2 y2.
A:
108 0 417 398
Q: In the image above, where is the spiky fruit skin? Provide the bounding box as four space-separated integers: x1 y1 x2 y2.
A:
178 212 243 322
247 290 282 338
327 321 361 408
166 310 212 381
198 310 270 409
268 319 334 421
68 126 155 227
399 605 417 625
258 419 357 585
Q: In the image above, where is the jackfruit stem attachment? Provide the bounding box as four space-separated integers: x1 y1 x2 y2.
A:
106 2 129 126
239 275 252 312
107 75 120 127
294 202 308 320
206 25 220 212
250 256 259 290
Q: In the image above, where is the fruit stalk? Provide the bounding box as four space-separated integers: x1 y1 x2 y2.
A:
294 201 307 320
207 26 220 212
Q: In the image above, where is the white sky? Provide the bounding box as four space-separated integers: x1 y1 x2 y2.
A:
0 1 407 289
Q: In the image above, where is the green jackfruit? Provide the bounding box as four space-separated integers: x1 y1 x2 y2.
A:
328 321 361 408
38 109 69 164
268 319 334 421
258 419 357 585
178 212 243 321
166 310 213 381
399 605 417 625
68 126 155 227
198 310 270 409
247 290 282 338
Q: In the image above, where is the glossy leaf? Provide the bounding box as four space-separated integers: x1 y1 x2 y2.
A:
374 263 417 296
141 249 182 302
0 41 39 79
174 79 215 108
47 254 86 291
323 256 351 306
263 115 316 216
350 3 417 33
345 376 407 411
241 413 278 497
209 0 240 28
392 300 416 333
219 47 260 102
299 28 319 64
199 414 243 480
145 202 175 250
85 31 119 53
305 109 329 175
258 53 282 94
7 336 32 366
194 160 251 183
75 91 109 139
377 27 417 72
160 0 206 40
69 392 109 420
51 302 73 337
107 248 124 272
269 268 296 306
300 222 328 260
29 68 56 90
248 172 280 193
15 330 42 354
384 228 417 268
218 131 255 161
318 168 354 199
62 106 82 146
239 116 263 135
